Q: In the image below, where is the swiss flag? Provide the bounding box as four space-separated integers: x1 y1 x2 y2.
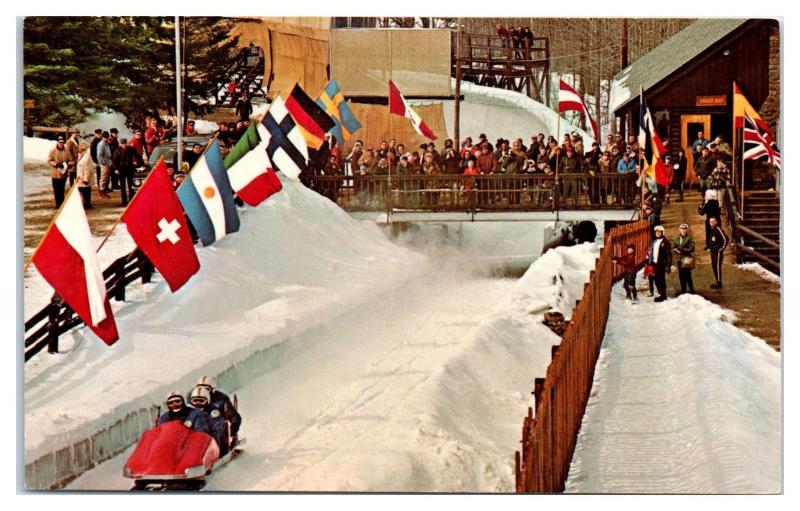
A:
32 188 119 345
121 161 200 292
227 125 283 206
388 80 437 141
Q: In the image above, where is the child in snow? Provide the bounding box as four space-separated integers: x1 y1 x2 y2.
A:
613 243 639 302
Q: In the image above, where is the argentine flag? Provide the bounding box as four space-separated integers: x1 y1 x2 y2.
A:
177 139 240 246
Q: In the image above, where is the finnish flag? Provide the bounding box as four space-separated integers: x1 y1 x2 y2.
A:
177 139 240 246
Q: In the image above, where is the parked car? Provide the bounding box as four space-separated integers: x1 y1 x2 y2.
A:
132 136 211 189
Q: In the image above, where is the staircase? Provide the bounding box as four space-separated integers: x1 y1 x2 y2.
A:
211 52 267 107
737 191 780 272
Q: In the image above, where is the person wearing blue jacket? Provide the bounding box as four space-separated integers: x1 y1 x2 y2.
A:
96 131 113 197
190 386 230 456
616 152 636 174
158 390 212 435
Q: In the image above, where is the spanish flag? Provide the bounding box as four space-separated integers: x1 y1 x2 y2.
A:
733 82 764 129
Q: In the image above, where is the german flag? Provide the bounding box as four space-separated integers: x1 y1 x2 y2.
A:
285 83 336 150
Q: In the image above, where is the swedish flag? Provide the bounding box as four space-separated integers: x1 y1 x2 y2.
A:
316 78 362 144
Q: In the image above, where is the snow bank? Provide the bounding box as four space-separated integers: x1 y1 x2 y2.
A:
263 242 601 492
565 281 781 493
736 263 781 285
24 136 56 163
24 177 427 486
440 79 596 145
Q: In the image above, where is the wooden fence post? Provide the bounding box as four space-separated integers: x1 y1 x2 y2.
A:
46 300 60 354
139 253 153 284
113 260 126 302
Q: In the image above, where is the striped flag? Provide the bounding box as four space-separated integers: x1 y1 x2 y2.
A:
558 79 599 142
285 83 336 150
31 188 118 345
224 123 283 206
316 78 362 143
743 112 781 170
177 139 240 246
733 81 764 129
388 80 437 141
638 91 670 186
260 96 309 180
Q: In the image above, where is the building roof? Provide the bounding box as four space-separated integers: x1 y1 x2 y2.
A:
611 18 749 113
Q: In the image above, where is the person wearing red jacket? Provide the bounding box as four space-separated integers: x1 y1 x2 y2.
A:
612 243 639 302
144 118 162 155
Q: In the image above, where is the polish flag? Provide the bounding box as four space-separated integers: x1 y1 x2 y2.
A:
31 188 119 345
388 80 437 141
558 79 599 142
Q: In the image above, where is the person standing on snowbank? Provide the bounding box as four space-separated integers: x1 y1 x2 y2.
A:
650 225 672 302
706 216 729 289
673 223 696 295
613 243 639 302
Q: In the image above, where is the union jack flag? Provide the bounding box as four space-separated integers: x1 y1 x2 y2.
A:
743 113 781 170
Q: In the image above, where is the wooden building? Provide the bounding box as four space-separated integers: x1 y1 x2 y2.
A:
611 18 780 185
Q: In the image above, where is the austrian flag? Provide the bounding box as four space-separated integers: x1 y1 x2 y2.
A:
31 188 119 345
558 79 599 142
388 80 437 141
121 161 200 292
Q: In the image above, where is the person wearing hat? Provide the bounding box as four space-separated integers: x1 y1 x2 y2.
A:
650 225 672 302
108 128 120 190
97 131 113 197
695 145 716 198
673 223 696 295
158 390 213 435
698 188 721 250
113 137 144 206
65 128 81 186
47 136 70 208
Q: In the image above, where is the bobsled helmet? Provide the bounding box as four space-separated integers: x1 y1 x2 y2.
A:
190 386 211 408
196 376 215 392
165 390 185 411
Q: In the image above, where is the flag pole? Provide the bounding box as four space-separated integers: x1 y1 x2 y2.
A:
175 16 183 176
554 108 560 216
740 121 746 221
24 183 81 274
95 156 167 253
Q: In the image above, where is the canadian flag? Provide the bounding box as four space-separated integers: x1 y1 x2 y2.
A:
558 79 599 142
388 80 437 141
32 188 119 345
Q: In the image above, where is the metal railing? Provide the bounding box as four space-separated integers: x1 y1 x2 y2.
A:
308 173 639 215
24 249 154 362
515 220 651 493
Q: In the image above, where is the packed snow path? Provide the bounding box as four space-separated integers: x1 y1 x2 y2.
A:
565 281 781 494
68 273 520 491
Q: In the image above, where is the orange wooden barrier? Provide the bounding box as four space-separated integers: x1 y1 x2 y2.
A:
515 220 650 493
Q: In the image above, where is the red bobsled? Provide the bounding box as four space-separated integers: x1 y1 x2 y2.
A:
123 420 220 489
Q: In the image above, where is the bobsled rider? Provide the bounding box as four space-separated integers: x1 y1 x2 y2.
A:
190 387 230 456
159 390 212 435
194 376 242 447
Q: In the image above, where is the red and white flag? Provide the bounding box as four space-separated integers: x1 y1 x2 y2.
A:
121 161 200 292
227 125 283 206
32 188 119 345
558 79 599 142
388 80 437 141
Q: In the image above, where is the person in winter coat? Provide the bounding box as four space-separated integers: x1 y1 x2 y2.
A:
48 136 71 208
158 390 213 435
672 223 696 295
75 142 95 209
65 128 81 186
612 243 639 301
698 188 721 249
112 138 143 206
190 387 230 456
671 149 688 202
709 158 731 209
650 225 672 302
194 377 241 447
695 146 716 198
90 128 103 187
96 131 113 197
706 216 729 289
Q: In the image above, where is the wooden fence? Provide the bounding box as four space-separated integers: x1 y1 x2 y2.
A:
24 249 154 362
515 220 651 493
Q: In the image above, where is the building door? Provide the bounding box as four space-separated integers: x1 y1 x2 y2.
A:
681 114 711 184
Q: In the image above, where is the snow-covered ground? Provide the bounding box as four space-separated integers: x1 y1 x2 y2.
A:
439 79 596 146
736 262 781 285
565 276 782 494
65 240 600 492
